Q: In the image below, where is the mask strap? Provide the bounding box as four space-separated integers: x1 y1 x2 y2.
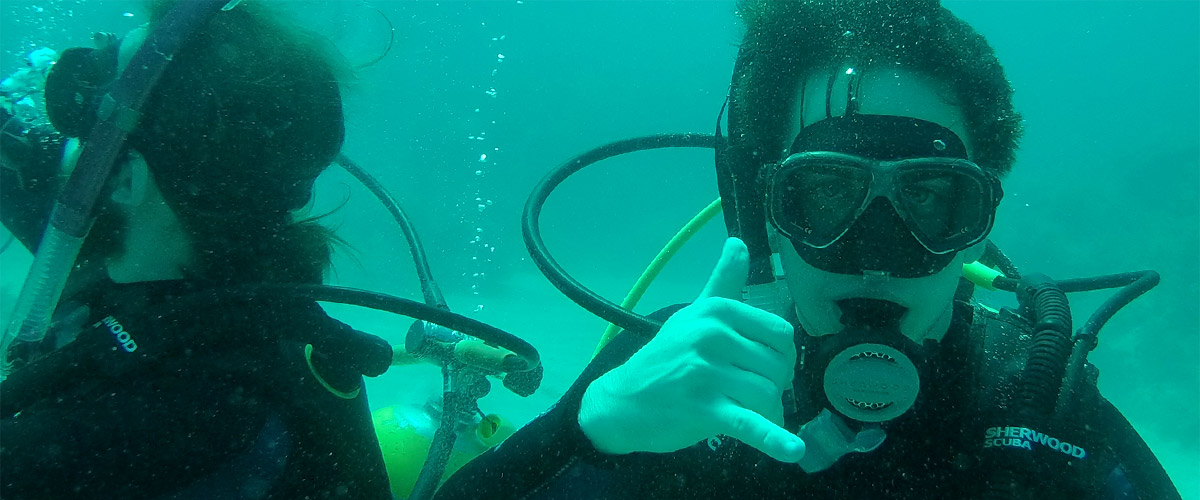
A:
825 72 837 119
823 65 864 122
798 79 807 130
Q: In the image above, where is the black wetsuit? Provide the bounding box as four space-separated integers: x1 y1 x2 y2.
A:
0 279 394 500
434 300 1181 500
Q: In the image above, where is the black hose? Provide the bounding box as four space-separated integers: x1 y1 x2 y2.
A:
409 368 462 500
522 133 718 336
335 154 448 309
982 268 1161 499
1056 270 1159 417
1074 271 1159 345
1017 276 1074 414
983 240 1021 280
982 274 1074 499
214 283 539 372
1056 270 1156 294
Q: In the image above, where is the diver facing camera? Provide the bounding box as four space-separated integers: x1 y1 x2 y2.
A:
777 66 1001 444
435 1 1180 499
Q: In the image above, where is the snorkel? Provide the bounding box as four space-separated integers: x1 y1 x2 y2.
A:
1 0 233 372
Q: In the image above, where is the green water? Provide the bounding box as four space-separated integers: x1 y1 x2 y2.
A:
2 1 1196 497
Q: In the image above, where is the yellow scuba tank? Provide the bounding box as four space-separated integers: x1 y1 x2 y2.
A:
373 400 516 499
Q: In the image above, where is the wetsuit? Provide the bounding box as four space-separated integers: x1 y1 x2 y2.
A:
434 298 1181 500
0 279 394 500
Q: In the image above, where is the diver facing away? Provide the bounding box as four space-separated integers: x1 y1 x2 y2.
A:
1 1 394 498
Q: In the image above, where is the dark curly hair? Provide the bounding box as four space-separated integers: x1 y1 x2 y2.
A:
127 0 349 285
731 0 1022 178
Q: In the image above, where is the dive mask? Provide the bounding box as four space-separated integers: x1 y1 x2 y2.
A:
766 151 1001 254
765 114 1002 278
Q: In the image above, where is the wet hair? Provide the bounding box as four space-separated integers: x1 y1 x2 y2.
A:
731 0 1022 178
128 0 349 284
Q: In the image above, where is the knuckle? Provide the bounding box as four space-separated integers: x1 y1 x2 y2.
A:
693 321 731 348
697 296 736 315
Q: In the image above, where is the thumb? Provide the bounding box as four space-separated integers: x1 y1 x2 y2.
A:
698 237 750 301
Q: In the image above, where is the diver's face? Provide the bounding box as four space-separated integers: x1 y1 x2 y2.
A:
775 67 983 342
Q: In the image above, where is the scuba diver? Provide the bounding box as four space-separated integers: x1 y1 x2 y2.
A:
434 1 1182 499
0 1 394 498
1 1 541 499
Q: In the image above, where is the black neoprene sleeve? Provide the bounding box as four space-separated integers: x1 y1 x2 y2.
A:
0 367 271 499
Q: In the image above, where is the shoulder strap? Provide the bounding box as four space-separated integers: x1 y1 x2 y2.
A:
967 300 1036 409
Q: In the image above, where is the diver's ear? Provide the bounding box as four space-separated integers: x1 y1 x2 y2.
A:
109 152 150 207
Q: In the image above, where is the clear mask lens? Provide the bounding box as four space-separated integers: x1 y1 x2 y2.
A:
768 153 1000 254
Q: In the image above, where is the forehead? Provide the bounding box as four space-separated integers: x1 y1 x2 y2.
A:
789 66 973 157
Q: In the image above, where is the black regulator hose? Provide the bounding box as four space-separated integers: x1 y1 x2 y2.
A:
522 133 718 335
983 240 1021 280
335 153 448 309
223 283 539 372
982 269 1160 499
982 274 1073 499
1015 274 1074 414
1057 270 1159 417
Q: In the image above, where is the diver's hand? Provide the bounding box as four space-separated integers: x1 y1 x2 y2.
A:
578 238 805 463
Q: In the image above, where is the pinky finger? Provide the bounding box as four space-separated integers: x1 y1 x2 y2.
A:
718 403 806 464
